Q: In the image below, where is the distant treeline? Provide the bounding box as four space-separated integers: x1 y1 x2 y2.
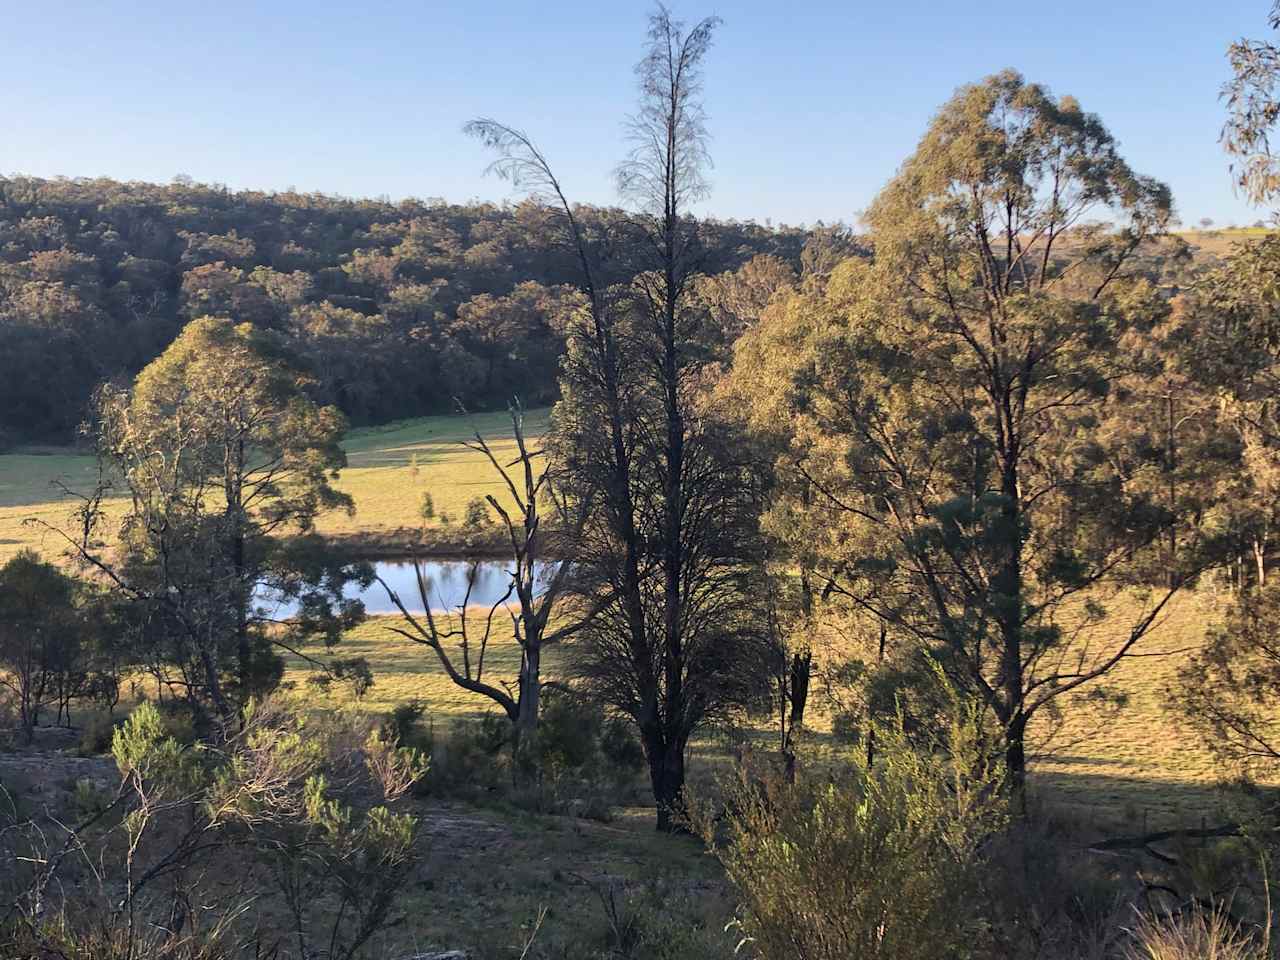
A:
0 176 809 445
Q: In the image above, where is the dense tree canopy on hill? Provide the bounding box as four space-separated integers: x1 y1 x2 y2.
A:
0 175 807 445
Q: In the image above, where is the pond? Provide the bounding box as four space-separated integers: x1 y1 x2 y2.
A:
257 559 560 618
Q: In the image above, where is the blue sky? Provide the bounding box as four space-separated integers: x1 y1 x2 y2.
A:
0 1 1270 227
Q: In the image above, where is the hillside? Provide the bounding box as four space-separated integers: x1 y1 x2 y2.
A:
0 176 806 446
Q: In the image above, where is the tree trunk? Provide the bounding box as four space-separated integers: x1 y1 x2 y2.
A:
865 619 888 769
229 436 250 703
1006 711 1028 812
202 647 232 722
19 681 34 744
645 729 687 833
783 651 810 782
1166 394 1178 588
515 644 541 741
997 447 1028 799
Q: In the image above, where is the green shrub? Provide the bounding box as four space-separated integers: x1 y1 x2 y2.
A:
77 711 118 756
413 699 645 821
697 687 1006 960
381 698 430 748
600 716 646 774
73 778 112 819
537 691 601 771
416 717 507 798
331 656 374 700
419 491 435 522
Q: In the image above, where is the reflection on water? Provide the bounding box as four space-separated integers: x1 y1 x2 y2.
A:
258 559 559 617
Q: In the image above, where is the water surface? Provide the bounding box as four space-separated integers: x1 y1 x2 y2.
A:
258 558 558 617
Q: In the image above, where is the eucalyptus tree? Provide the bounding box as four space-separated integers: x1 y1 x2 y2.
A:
1171 234 1280 587
1174 236 1280 777
0 552 85 740
64 317 362 720
730 71 1202 796
467 7 771 829
1223 1 1280 207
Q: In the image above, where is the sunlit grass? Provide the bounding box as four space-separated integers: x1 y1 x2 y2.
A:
1025 588 1233 826
0 407 549 561
282 612 538 724
284 585 1234 829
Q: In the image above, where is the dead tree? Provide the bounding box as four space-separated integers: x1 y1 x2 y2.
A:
379 402 590 749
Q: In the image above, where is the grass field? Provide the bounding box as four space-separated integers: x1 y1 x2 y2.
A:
287 588 1234 833
1026 589 1230 827
1176 225 1274 259
0 405 1243 833
0 407 549 562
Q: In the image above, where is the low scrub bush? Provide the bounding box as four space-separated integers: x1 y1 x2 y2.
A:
697 683 1007 960
416 716 508 799
536 690 603 771
1 918 240 960
600 715 647 774
76 710 119 756
381 697 431 750
1123 904 1268 960
1 697 428 960
518 694 647 819
415 695 647 819
981 808 1128 958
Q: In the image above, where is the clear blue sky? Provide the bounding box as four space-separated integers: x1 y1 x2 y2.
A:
1 0 1269 227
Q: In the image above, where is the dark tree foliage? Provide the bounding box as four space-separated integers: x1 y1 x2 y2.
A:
0 176 806 445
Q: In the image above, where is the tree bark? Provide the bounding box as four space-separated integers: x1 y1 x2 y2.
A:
997 435 1028 797
1006 711 1029 812
515 644 541 742
645 728 687 833
783 651 810 782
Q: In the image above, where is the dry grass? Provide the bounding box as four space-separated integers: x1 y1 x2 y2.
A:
1122 903 1268 960
1027 588 1234 828
1175 226 1274 261
0 407 549 562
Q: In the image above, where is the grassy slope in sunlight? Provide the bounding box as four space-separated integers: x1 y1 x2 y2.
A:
0 407 549 561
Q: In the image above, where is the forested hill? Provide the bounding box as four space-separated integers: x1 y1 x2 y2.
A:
0 176 808 445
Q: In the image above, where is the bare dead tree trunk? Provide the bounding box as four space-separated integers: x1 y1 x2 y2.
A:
381 401 589 774
466 9 763 832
